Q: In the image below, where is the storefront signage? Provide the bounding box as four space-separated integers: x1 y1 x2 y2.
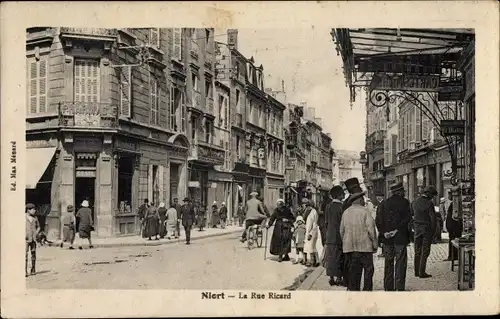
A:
76 169 96 178
438 80 464 101
370 73 440 92
441 120 465 136
115 138 137 151
188 181 200 188
26 139 57 149
74 114 101 127
412 153 429 169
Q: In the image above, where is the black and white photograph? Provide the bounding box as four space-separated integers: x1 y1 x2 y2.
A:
1 1 499 317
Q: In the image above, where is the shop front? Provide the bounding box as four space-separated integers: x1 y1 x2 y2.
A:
208 170 233 223
248 166 266 199
231 161 250 222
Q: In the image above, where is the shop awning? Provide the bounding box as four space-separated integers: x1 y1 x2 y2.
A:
26 147 57 189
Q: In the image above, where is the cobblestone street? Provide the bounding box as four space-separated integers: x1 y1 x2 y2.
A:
27 227 315 290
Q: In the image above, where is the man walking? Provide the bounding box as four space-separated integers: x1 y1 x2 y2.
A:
323 185 346 286
180 197 195 245
173 198 182 237
375 182 411 291
411 185 438 278
340 178 378 291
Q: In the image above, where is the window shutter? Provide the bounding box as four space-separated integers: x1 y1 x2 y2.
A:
119 66 132 117
415 108 421 142
29 61 37 114
391 134 398 164
173 28 181 60
422 114 430 141
181 89 186 133
383 138 390 166
224 96 229 129
147 164 153 202
169 85 174 130
38 59 48 113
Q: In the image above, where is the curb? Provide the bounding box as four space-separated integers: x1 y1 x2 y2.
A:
54 229 243 249
296 266 325 290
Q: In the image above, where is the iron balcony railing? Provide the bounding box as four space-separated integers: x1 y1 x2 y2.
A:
59 101 118 128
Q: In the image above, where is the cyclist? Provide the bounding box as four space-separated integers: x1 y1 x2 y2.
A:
240 191 268 243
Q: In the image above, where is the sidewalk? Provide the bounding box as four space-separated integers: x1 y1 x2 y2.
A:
299 233 457 291
48 225 244 249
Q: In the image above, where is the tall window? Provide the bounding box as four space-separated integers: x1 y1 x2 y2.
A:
150 28 160 48
236 135 241 158
170 86 184 131
235 89 241 113
172 28 182 61
28 56 48 114
223 95 229 129
192 73 198 91
205 120 212 143
205 29 210 45
218 93 224 125
205 79 212 98
74 59 100 103
150 75 159 126
191 115 197 141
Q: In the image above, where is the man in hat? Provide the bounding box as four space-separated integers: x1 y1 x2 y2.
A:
411 185 438 278
180 197 196 245
324 185 347 286
240 191 267 242
340 178 378 291
25 203 40 277
172 198 183 237
375 181 411 291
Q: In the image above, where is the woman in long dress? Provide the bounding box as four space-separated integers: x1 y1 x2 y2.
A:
144 203 159 241
76 200 94 249
165 204 178 239
304 199 320 267
268 199 295 262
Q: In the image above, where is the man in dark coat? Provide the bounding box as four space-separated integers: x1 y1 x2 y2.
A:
173 198 182 237
268 199 295 262
375 182 411 291
411 185 438 278
318 193 330 247
180 197 196 245
323 185 346 286
138 198 149 237
444 189 463 261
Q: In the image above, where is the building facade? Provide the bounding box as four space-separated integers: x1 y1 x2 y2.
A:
332 150 364 188
185 28 226 211
26 27 191 238
365 99 387 199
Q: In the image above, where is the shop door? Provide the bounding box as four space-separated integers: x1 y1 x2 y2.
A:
75 177 96 229
170 163 180 204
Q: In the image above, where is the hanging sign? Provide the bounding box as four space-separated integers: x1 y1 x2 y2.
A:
440 120 465 136
370 73 440 92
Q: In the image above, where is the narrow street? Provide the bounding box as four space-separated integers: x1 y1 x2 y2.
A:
27 227 314 290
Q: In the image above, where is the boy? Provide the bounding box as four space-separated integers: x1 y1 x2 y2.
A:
25 203 40 277
292 216 306 264
60 205 76 249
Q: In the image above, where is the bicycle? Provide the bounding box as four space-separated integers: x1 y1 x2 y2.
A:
247 221 266 250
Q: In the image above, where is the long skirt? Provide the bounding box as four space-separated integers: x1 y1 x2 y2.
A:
78 224 92 239
323 244 345 278
144 217 158 238
269 221 293 256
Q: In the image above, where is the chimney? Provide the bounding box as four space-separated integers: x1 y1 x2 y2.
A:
314 117 322 128
307 107 316 119
227 29 238 50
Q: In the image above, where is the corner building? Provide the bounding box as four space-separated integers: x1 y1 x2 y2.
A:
26 28 191 238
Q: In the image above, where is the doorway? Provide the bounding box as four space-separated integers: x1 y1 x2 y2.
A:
118 155 135 213
75 177 96 228
170 163 180 205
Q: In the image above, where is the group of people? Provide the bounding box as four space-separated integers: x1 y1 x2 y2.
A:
138 197 196 245
319 177 463 291
25 199 95 277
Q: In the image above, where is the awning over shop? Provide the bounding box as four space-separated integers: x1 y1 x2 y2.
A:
26 147 57 189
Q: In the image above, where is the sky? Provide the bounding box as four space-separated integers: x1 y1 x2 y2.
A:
215 28 366 153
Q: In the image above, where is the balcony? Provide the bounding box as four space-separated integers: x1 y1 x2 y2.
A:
205 97 214 114
60 27 118 41
26 28 55 45
366 130 385 153
189 141 225 165
191 90 202 111
59 101 118 129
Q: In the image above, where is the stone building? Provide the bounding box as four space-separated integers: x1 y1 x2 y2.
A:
26 27 191 238
184 28 226 210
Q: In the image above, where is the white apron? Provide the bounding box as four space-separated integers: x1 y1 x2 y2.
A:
304 208 319 253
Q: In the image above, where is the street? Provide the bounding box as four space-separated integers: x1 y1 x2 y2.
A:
27 227 314 290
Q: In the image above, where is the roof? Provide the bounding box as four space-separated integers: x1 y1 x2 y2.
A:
331 28 475 102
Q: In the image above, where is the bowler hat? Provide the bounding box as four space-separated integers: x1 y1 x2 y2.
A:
390 182 404 192
25 203 35 210
183 197 190 202
423 185 438 196
329 185 344 198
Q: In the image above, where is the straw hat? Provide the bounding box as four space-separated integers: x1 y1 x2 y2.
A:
81 200 89 208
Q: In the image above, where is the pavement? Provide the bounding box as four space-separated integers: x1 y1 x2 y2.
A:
27 226 322 290
299 233 458 291
46 224 244 248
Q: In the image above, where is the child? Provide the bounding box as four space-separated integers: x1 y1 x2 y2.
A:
60 205 76 249
25 203 40 277
292 216 306 265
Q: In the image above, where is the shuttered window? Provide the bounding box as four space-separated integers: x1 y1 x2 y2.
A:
169 85 176 130
172 28 182 61
415 108 422 142
119 66 132 117
150 75 159 126
150 28 160 48
223 95 229 129
422 113 430 142
28 57 48 114
180 89 186 133
74 59 100 103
